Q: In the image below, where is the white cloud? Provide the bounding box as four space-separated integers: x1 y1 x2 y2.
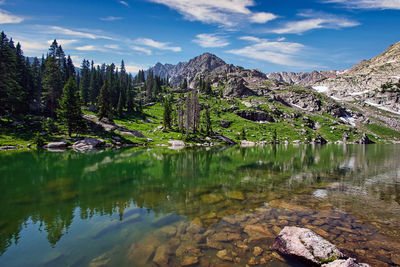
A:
45 26 114 40
100 16 123 21
270 12 359 34
47 39 78 48
323 0 400 9
18 41 48 54
250 12 277 24
228 36 311 67
104 44 120 49
70 55 84 64
134 38 181 52
76 45 108 52
0 9 24 24
119 1 129 7
193 33 230 48
125 64 147 73
131 45 152 55
0 1 6 5
147 0 277 27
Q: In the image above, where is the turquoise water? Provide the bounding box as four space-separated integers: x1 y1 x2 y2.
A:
0 145 399 266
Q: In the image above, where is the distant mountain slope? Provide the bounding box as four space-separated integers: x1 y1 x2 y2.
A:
266 70 339 87
147 53 236 88
313 41 400 113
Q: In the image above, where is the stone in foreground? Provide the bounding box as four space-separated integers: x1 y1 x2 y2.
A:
273 226 344 265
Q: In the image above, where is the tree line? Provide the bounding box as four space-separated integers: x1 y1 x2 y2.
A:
0 31 212 139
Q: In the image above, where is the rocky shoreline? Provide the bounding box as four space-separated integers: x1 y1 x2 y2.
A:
0 133 376 152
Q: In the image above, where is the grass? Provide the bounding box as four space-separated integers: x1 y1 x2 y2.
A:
366 123 400 141
1 88 399 149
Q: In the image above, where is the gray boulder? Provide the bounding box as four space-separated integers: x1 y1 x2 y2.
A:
322 258 370 267
168 140 185 148
224 77 255 97
273 226 344 265
235 110 275 122
73 138 105 151
44 141 68 149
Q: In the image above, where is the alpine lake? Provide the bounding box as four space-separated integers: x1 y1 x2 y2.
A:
0 144 399 267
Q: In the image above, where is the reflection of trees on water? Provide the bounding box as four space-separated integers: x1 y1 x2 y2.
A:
0 145 398 254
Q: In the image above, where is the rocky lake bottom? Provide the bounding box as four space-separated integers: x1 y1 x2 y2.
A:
0 144 399 266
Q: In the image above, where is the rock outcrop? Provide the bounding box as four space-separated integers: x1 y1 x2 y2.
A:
273 226 344 265
72 138 105 151
235 110 275 122
267 70 339 87
44 141 69 149
273 227 370 266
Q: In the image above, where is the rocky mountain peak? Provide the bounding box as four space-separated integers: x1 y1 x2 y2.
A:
186 53 227 71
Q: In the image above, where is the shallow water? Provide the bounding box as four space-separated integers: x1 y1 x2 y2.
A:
0 145 399 266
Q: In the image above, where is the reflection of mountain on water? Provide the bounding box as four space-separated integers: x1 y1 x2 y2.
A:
0 144 399 254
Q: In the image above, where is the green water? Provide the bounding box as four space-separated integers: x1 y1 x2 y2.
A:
0 145 399 266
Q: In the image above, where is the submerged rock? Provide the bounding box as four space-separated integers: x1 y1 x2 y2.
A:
273 226 344 265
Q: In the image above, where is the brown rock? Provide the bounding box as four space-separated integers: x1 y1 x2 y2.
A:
272 226 281 235
391 253 400 265
89 253 111 267
176 243 203 259
154 225 177 238
206 237 224 250
253 246 263 257
127 235 161 265
181 256 199 266
248 257 259 265
272 251 286 262
216 249 233 262
212 232 241 242
201 193 224 204
226 191 245 200
244 223 274 243
153 245 170 266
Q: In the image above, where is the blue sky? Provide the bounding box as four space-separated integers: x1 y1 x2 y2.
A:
1 0 400 73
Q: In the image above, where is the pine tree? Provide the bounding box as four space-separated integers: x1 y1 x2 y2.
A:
163 95 173 129
0 32 20 116
42 56 62 117
192 88 200 133
146 70 154 99
80 59 90 105
89 62 98 104
126 88 134 113
117 91 123 117
57 77 85 137
204 108 212 135
66 55 75 80
181 78 188 90
98 80 112 120
184 92 193 136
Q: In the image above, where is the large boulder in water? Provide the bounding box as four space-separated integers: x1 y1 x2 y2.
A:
273 226 344 265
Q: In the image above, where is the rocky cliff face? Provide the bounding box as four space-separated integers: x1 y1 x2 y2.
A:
313 41 400 113
147 53 229 88
266 70 339 86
